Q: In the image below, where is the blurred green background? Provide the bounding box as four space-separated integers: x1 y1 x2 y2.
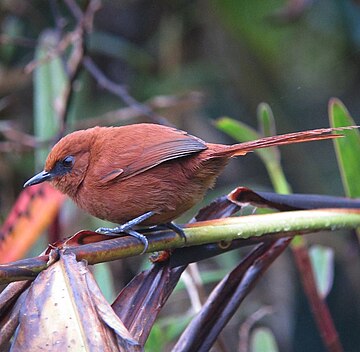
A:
1 1 360 351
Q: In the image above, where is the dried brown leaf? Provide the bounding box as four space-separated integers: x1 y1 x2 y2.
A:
10 252 141 351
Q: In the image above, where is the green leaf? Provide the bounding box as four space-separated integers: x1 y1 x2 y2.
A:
329 98 360 197
216 116 275 165
34 30 68 168
309 245 334 299
165 314 192 341
146 313 191 349
0 16 24 64
145 324 166 352
216 116 258 140
216 116 290 193
250 327 279 352
257 102 276 137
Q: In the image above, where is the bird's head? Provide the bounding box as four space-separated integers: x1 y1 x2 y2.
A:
24 129 97 197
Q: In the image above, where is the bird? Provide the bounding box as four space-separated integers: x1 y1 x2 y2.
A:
24 123 352 251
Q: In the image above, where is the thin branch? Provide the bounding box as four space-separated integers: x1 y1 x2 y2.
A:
63 0 172 126
0 92 203 153
55 0 99 135
0 121 41 149
181 270 203 313
24 30 77 74
238 306 274 352
82 56 173 126
63 0 84 21
64 0 173 130
73 91 204 129
0 34 37 48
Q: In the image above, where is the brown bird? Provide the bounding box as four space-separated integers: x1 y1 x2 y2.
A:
24 123 351 250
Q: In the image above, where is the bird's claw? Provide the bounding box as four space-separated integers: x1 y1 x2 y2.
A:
165 222 187 243
96 226 149 254
128 229 149 254
152 222 187 243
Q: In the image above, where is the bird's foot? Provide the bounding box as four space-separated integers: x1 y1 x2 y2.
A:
96 211 155 234
95 211 155 254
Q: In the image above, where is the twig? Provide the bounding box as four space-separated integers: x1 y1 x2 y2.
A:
25 0 101 138
50 0 67 33
50 0 101 138
0 92 203 153
24 30 77 74
0 34 37 48
182 263 230 352
65 0 172 128
0 121 42 149
73 91 204 129
56 0 101 136
238 306 274 352
63 0 84 21
82 56 173 126
0 96 11 112
181 270 202 313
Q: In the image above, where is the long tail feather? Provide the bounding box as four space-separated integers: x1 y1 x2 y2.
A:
212 126 358 157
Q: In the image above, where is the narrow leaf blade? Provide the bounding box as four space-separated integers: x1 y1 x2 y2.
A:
329 98 360 197
34 30 68 167
309 245 334 299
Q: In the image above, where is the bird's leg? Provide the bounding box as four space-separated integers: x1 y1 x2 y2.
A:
96 211 156 253
96 211 155 233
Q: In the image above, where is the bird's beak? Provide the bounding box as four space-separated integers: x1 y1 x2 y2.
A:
23 170 53 188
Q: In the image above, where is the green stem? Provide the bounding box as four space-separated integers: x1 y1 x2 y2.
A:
183 209 360 244
265 161 291 194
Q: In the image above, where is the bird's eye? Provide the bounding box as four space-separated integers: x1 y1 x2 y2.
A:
62 156 74 168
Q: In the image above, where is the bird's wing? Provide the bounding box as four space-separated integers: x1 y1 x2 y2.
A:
120 137 207 180
99 128 207 183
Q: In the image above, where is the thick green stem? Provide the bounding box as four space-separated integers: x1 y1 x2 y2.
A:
184 209 360 244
